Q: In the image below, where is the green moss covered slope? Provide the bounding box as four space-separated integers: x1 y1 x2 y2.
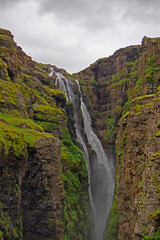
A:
0 28 90 240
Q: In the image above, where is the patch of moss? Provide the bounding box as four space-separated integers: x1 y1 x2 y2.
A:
111 78 129 87
0 34 14 48
142 208 160 240
49 88 66 104
151 173 160 187
35 120 61 133
131 93 155 103
0 113 43 132
0 80 28 115
138 181 143 189
114 105 123 117
152 151 160 159
60 127 90 240
122 110 130 119
119 69 126 79
155 131 160 138
141 157 145 162
105 117 115 128
126 61 135 67
64 72 76 82
130 94 155 115
118 148 123 157
16 128 55 146
0 121 27 157
105 116 116 143
48 217 55 230
143 56 160 93
22 73 37 87
157 122 160 128
130 70 138 76
0 207 23 240
0 115 55 151
35 65 46 74
14 80 35 102
105 128 115 142
0 58 11 81
33 103 64 124
90 79 98 85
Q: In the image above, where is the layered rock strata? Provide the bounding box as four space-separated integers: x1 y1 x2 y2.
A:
74 36 160 240
0 28 90 240
0 27 160 240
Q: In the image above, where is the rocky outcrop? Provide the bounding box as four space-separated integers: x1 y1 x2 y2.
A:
116 93 160 240
22 137 64 240
74 37 160 149
0 132 63 240
74 36 160 239
0 28 90 240
74 44 142 147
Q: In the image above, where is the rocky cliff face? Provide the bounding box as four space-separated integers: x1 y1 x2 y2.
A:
74 37 160 147
0 27 160 240
116 93 160 240
74 36 160 239
0 28 90 240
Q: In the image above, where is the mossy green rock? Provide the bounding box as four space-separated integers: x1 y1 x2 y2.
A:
0 28 90 240
1 27 160 240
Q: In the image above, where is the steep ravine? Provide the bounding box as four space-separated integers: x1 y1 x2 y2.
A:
0 27 160 240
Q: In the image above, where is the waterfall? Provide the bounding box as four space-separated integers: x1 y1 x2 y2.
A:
76 80 115 240
51 68 115 240
48 68 55 77
53 70 95 212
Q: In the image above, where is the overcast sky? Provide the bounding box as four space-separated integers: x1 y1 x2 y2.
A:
0 0 160 73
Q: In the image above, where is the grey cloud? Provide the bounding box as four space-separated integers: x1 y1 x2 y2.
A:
1 0 160 30
36 0 160 30
0 0 160 73
36 0 118 29
0 0 25 7
23 34 89 73
121 0 160 24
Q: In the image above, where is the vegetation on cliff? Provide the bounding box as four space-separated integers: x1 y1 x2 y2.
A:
0 27 160 240
74 36 160 240
0 28 90 240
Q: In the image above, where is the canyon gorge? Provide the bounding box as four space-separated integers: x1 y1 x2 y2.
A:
0 28 159 240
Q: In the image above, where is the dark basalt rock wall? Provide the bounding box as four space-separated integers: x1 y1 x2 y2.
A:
22 138 63 240
116 93 160 239
75 36 160 240
74 37 160 149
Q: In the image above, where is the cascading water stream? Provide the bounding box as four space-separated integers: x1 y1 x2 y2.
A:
50 68 115 240
53 70 95 213
76 80 115 240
